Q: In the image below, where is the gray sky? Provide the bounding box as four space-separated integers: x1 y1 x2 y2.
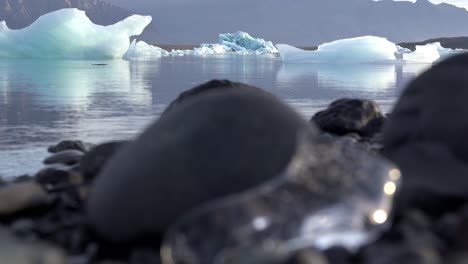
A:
109 0 468 9
107 0 468 45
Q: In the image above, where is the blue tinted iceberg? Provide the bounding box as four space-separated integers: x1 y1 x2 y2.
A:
0 8 152 59
277 36 398 63
166 31 278 56
218 31 278 54
125 31 278 59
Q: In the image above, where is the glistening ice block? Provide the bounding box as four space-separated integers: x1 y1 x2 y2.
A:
0 8 152 59
277 36 398 63
162 129 400 264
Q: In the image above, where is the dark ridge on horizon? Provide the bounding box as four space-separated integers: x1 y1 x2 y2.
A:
107 0 468 46
398 36 468 50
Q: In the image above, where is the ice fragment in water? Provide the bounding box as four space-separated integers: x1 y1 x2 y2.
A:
161 128 400 264
0 8 151 59
277 36 398 63
277 36 463 64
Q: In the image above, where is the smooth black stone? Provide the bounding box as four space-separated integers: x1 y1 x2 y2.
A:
35 165 74 186
283 248 328 264
48 140 94 154
161 79 264 116
311 98 385 138
383 53 468 205
80 141 128 182
43 150 84 166
87 81 308 243
323 247 352 264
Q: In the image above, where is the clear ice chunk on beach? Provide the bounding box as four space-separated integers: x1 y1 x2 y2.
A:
161 128 401 264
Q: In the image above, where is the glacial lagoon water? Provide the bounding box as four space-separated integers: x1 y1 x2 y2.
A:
0 55 431 177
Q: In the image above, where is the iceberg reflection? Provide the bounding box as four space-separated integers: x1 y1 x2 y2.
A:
277 63 397 92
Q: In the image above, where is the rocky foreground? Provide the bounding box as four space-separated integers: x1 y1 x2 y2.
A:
2 55 468 264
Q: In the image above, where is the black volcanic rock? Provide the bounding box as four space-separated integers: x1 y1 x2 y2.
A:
383 53 468 211
87 81 307 244
0 0 134 29
311 98 385 138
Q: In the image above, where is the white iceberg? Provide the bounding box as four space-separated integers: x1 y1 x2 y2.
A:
278 36 465 64
124 31 278 59
277 36 398 63
402 43 441 63
124 40 169 60
0 8 151 59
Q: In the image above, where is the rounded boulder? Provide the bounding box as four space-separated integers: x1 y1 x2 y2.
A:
87 81 308 243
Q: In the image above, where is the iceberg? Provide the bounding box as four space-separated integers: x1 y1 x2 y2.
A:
402 43 441 63
124 40 169 60
278 37 465 64
218 31 278 54
0 8 152 59
277 36 398 63
124 31 278 59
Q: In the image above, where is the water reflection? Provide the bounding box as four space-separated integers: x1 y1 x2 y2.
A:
0 56 423 177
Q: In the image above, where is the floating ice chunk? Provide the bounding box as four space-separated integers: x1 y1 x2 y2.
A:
218 31 278 54
191 44 232 55
0 8 152 59
124 40 169 60
403 43 441 63
168 31 278 56
123 31 278 59
277 36 398 63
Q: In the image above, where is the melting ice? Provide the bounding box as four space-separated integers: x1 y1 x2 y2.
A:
126 31 279 59
277 36 463 64
0 9 462 62
0 9 151 59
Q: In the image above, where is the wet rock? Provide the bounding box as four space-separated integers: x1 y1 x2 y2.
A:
35 164 74 185
162 128 399 264
311 98 385 138
80 141 128 181
88 81 307 243
161 79 264 116
35 166 84 195
454 205 468 249
0 226 66 264
323 247 352 264
383 54 468 208
10 219 36 237
48 140 94 154
0 181 49 216
44 149 84 166
283 249 328 264
359 209 442 264
129 248 162 264
359 241 440 264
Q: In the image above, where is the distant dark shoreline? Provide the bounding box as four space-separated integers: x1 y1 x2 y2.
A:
398 36 468 51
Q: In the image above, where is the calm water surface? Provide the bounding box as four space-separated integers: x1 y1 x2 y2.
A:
0 55 431 177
